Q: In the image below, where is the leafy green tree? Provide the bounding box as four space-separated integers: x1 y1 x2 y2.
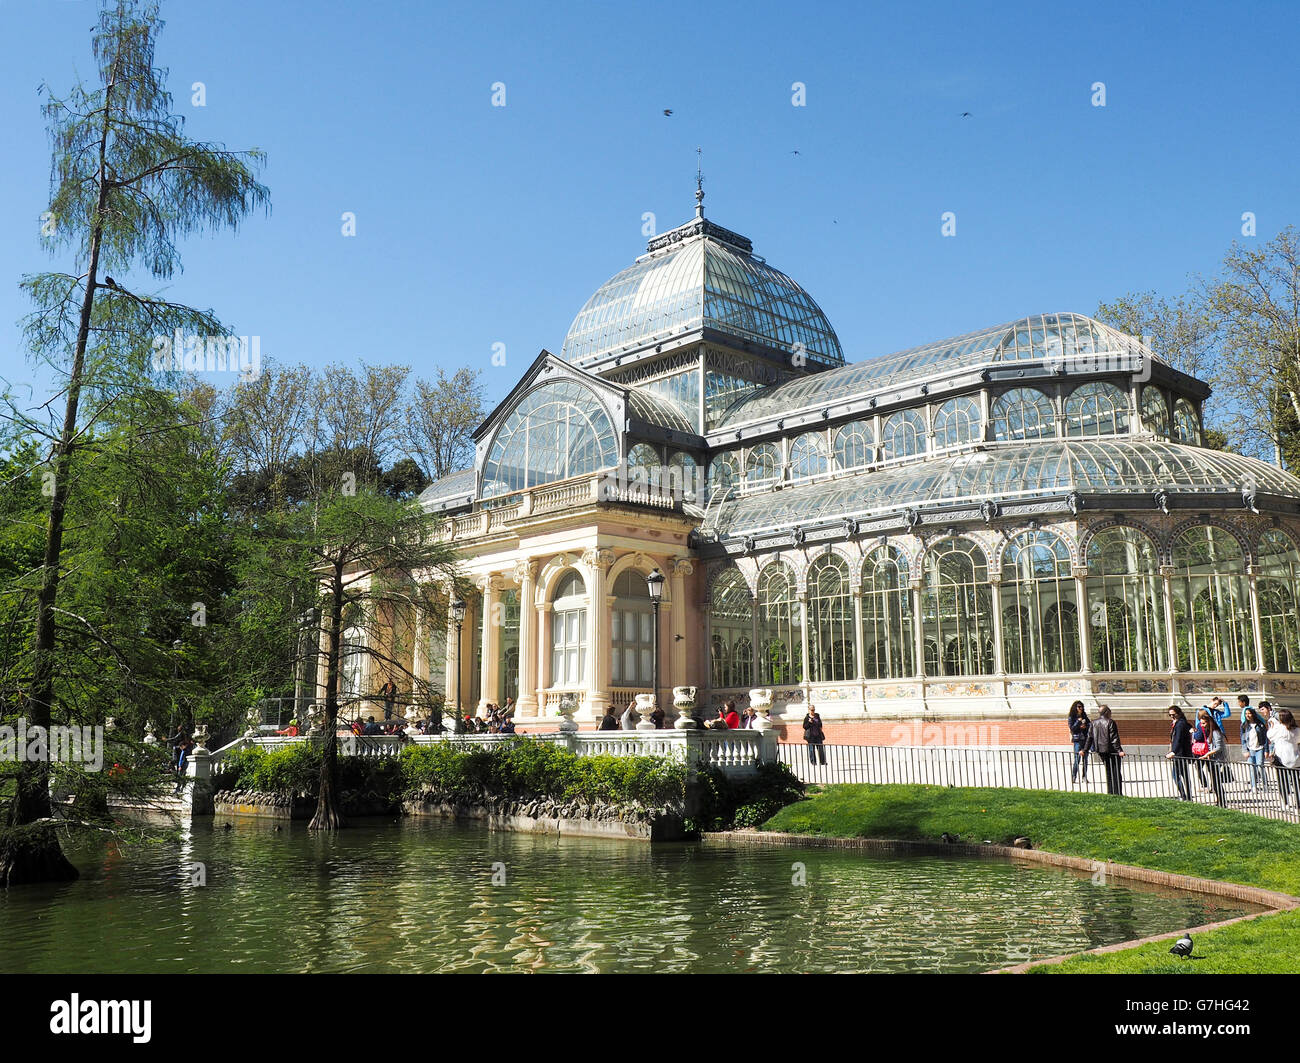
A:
1 0 267 885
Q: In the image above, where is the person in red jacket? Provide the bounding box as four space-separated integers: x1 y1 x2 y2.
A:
723 700 741 730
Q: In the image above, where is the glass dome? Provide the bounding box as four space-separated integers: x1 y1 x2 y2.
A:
561 219 843 369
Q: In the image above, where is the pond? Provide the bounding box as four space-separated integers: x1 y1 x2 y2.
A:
0 820 1258 973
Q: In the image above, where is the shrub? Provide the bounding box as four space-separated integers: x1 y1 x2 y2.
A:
687 761 805 833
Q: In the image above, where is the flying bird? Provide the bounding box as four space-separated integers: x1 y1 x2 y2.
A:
1169 933 1194 959
663 109 673 116
960 112 973 118
790 149 800 155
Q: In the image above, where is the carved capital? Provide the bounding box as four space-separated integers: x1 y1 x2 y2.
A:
672 557 695 577
582 547 615 571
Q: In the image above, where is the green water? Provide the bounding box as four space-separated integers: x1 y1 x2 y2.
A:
0 820 1255 973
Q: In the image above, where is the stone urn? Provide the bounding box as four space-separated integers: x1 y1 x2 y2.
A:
191 723 210 756
749 688 775 732
307 703 326 736
634 692 658 731
243 705 261 739
673 686 698 729
143 720 159 745
556 695 579 733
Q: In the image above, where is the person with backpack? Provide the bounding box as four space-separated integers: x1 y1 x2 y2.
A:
1195 708 1229 807
1242 707 1270 793
1267 709 1300 808
1081 705 1125 795
802 707 827 767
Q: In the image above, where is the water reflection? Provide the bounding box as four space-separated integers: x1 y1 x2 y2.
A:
0 821 1256 974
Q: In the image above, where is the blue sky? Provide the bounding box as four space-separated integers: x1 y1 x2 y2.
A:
2 0 1298 410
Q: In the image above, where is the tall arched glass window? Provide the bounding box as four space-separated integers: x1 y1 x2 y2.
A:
1170 526 1251 672
710 567 753 688
833 420 874 471
1086 527 1165 672
1065 382 1130 438
481 379 618 496
627 442 660 475
789 432 829 481
707 451 739 499
756 563 802 684
881 409 926 461
1257 529 1300 672
550 570 588 687
1141 386 1170 438
1173 398 1202 445
745 443 780 488
666 451 700 503
992 388 1056 441
611 570 655 687
922 539 994 676
1001 531 1079 673
807 554 854 682
932 396 982 449
862 546 914 678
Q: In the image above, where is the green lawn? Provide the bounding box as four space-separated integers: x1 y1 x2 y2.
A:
761 784 1300 972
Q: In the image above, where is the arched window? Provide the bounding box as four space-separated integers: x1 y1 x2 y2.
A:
1085 527 1165 671
922 539 994 676
807 554 855 682
862 546 914 678
992 388 1056 441
710 567 753 688
482 379 618 496
707 451 740 499
833 420 874 471
1141 386 1170 438
627 442 660 475
745 443 780 487
611 570 655 687
1065 382 1130 438
756 563 802 684
932 396 982 449
666 451 700 503
624 442 661 500
1001 530 1079 673
550 570 588 687
1170 526 1251 673
1173 398 1202 445
881 409 926 461
789 432 829 481
1258 529 1300 672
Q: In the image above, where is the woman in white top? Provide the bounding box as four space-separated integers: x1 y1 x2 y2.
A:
619 703 638 731
1267 709 1300 808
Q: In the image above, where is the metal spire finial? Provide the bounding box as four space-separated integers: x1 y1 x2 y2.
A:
695 147 705 218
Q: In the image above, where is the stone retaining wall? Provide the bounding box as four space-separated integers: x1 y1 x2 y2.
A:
404 792 686 841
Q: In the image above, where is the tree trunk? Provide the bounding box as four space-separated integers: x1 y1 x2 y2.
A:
308 568 345 831
2 78 116 886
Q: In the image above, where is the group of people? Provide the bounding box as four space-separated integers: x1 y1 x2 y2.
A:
1067 694 1300 806
596 698 772 731
461 699 516 734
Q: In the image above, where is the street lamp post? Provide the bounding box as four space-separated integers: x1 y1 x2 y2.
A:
645 569 665 725
451 597 467 733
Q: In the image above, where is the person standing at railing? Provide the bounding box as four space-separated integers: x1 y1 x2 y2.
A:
1242 708 1269 794
1067 701 1090 785
1195 709 1228 807
1081 705 1124 795
379 679 398 722
1266 709 1300 809
1165 706 1193 801
802 708 827 767
598 706 619 731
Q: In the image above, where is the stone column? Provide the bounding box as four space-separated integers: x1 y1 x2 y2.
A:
479 574 502 709
911 581 926 679
851 578 865 681
671 559 693 702
798 592 811 693
583 548 615 721
1247 566 1267 674
1160 565 1179 673
1073 567 1093 673
537 602 553 715
990 574 1006 675
445 614 461 712
516 559 540 715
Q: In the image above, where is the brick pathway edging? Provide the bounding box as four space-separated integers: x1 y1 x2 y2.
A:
702 830 1300 972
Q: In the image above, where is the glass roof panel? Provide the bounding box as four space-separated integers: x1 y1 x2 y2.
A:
704 440 1300 538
